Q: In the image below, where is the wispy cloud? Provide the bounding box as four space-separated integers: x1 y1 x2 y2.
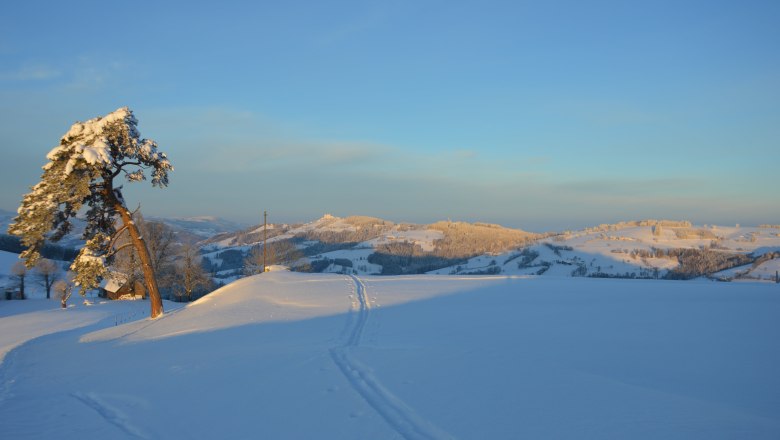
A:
0 64 61 81
63 57 129 90
0 57 131 91
117 105 779 230
140 106 394 172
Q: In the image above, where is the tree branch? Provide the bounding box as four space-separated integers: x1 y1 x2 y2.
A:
106 242 135 259
108 223 131 250
111 161 146 179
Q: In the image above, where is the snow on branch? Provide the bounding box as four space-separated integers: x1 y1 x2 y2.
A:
8 107 172 276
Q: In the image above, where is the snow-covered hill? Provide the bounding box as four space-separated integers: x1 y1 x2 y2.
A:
200 216 780 282
200 214 443 251
200 214 537 281
431 222 780 281
3 210 779 284
1 272 778 438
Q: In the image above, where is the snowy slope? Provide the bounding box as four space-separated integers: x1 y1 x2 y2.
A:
5 213 779 283
201 214 418 251
1 273 778 439
0 298 181 364
432 224 780 280
197 217 780 281
200 214 535 279
749 258 780 280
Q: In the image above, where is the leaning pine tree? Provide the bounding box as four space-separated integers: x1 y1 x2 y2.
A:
8 107 172 318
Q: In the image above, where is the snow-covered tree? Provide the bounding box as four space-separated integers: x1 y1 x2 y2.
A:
8 107 172 318
34 259 61 299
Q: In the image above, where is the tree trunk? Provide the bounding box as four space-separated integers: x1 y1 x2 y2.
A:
110 196 164 319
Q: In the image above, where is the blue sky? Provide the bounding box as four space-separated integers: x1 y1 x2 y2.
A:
1 0 778 231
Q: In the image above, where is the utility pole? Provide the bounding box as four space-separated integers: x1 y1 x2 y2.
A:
263 210 268 273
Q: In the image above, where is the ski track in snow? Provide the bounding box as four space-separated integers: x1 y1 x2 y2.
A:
330 275 455 440
72 392 149 439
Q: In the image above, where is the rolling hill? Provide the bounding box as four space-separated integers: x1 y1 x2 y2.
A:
198 216 780 283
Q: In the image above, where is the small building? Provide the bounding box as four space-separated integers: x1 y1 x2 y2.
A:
100 273 146 300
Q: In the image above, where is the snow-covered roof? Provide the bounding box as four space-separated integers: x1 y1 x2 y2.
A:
100 272 128 293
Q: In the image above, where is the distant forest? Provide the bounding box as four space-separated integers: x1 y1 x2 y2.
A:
0 234 79 261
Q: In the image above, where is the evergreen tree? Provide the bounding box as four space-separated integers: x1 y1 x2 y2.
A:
8 107 172 318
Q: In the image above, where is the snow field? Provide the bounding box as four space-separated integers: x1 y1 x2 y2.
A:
0 273 778 439
361 277 780 439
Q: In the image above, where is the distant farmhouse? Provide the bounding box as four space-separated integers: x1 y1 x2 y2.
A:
100 273 146 300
